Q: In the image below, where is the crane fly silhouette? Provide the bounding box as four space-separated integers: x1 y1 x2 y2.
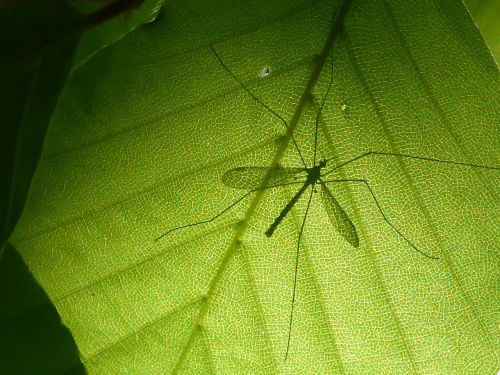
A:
155 43 499 362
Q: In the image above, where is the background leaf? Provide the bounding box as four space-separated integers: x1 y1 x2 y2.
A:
6 0 499 373
71 0 163 68
463 0 500 63
0 4 86 368
0 0 82 247
0 243 85 374
1 2 164 373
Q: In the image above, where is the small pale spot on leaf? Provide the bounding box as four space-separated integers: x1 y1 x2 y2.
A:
258 65 271 78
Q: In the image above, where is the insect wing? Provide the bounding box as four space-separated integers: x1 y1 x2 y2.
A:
320 183 359 247
222 166 305 189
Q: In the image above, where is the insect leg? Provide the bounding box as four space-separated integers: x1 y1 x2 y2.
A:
321 178 439 259
322 151 499 177
313 52 335 165
154 190 255 242
209 43 308 168
285 186 315 361
155 180 307 242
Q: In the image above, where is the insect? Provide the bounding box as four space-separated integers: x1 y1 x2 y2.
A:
222 158 359 245
156 43 499 362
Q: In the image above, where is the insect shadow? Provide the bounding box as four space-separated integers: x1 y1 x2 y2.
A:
156 43 499 362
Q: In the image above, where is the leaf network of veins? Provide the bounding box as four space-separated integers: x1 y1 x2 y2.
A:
156 42 499 363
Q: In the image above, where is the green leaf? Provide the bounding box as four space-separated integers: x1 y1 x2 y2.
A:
0 243 85 374
0 0 82 245
0 4 87 371
463 0 500 64
7 0 499 373
70 0 163 68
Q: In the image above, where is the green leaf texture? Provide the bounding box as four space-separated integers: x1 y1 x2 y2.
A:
463 0 500 64
8 0 500 373
71 0 163 68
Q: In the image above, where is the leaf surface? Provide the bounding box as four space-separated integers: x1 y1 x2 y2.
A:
463 0 500 63
8 0 500 373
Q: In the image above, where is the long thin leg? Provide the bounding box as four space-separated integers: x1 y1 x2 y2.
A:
313 53 335 165
321 178 439 259
209 43 308 169
155 180 307 242
322 151 499 177
285 186 315 361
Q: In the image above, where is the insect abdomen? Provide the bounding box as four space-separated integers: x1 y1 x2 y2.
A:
265 183 310 237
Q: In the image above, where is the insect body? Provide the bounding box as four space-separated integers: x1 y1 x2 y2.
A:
222 159 359 246
265 161 327 237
